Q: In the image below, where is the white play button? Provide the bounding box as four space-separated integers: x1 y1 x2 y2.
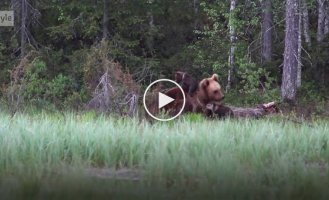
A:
158 92 175 109
143 79 186 121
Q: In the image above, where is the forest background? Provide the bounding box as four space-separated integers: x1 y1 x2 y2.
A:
0 0 328 117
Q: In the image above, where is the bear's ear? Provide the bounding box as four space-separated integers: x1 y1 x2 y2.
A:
200 79 210 88
211 74 219 81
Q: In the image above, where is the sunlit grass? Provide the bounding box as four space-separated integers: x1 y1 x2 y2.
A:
0 112 328 199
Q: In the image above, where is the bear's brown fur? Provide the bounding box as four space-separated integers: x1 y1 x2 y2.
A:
197 74 224 106
163 74 224 115
164 87 184 100
174 71 199 96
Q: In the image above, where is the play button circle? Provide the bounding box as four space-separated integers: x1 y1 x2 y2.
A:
143 79 186 121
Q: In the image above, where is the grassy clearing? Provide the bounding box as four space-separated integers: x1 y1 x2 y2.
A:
0 112 328 199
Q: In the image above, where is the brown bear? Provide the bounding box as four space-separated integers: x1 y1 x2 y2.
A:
174 71 199 96
163 86 184 100
196 74 225 106
162 74 225 115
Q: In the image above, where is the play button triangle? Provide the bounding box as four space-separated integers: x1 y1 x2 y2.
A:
158 92 175 109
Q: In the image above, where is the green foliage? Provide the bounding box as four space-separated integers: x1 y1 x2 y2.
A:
298 81 328 103
44 0 102 42
232 57 280 104
225 88 280 107
23 59 48 100
0 42 5 66
0 42 9 93
238 61 262 93
47 74 75 101
63 90 88 110
189 1 230 77
22 59 76 108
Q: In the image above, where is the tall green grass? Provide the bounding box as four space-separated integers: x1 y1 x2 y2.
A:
0 112 328 199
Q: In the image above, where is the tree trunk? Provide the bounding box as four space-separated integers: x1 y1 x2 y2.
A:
12 0 39 57
20 0 27 57
317 0 326 42
325 18 329 35
146 11 154 56
324 2 329 35
281 0 299 103
261 0 273 63
193 0 199 13
297 2 302 88
302 0 311 47
193 0 199 29
226 0 237 92
102 0 109 40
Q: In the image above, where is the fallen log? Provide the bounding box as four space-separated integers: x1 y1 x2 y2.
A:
206 101 279 119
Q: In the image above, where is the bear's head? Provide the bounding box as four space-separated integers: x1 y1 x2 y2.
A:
198 74 224 105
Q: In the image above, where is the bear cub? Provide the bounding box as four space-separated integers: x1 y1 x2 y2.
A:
205 103 233 119
175 71 198 96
